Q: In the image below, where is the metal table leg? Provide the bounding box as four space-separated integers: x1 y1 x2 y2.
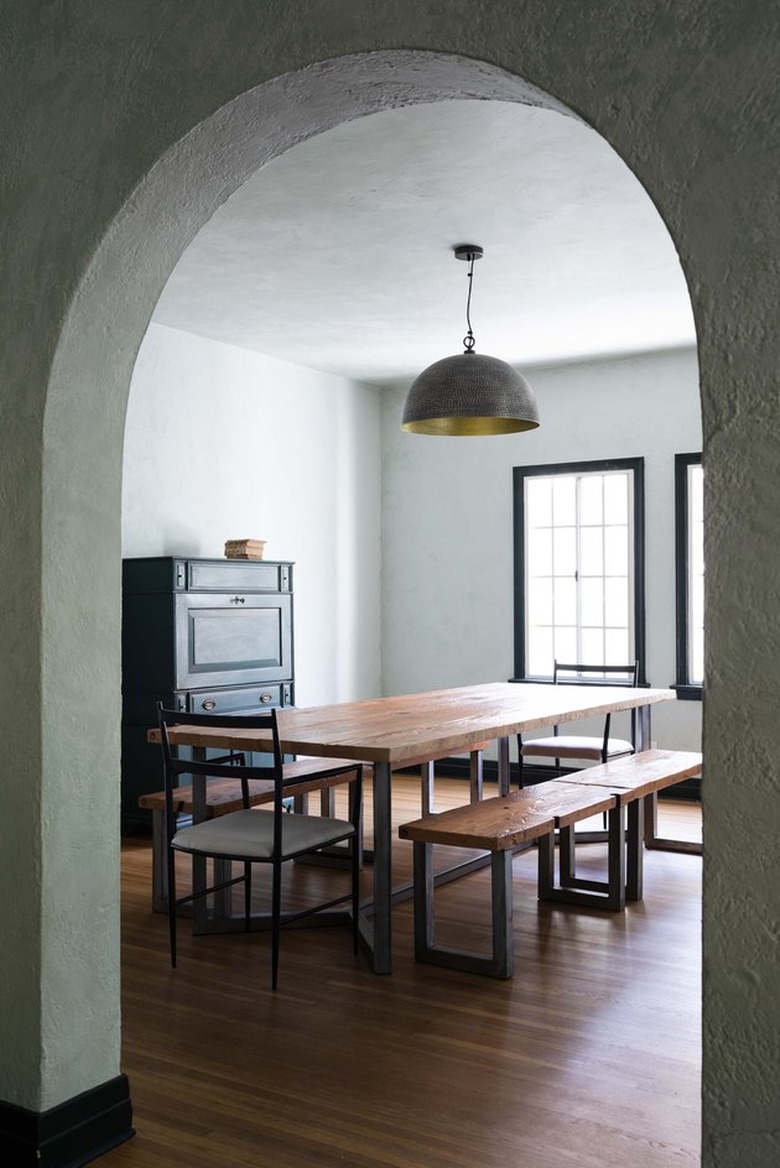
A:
365 760 392 974
497 736 511 796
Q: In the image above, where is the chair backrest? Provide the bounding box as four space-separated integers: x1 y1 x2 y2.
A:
156 704 286 833
552 661 640 757
553 661 640 687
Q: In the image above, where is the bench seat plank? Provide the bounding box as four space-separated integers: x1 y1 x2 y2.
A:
399 780 615 851
399 797 554 851
553 748 703 801
138 757 364 817
139 777 274 817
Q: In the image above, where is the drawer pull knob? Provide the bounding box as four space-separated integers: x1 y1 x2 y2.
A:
230 595 246 604
260 692 273 704
202 699 216 710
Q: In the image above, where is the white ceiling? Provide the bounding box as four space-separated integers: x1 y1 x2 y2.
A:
152 100 696 386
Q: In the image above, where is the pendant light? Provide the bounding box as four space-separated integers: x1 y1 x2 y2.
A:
401 244 540 436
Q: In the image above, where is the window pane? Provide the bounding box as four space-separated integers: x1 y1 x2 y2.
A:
579 628 604 665
689 569 704 684
527 626 554 676
604 525 629 576
579 527 604 577
604 576 629 628
604 473 629 524
689 465 703 522
690 625 704 685
526 477 553 528
553 527 577 575
527 527 552 576
554 626 577 663
690 573 704 616
553 577 577 626
527 576 553 626
604 628 630 663
579 475 603 525
580 577 604 627
690 531 704 577
552 476 576 525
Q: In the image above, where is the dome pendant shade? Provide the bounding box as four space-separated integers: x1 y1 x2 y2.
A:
401 352 540 436
401 243 540 436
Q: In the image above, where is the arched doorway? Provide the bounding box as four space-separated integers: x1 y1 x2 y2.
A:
4 12 779 1165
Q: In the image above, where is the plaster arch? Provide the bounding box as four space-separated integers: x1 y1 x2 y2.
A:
3 9 779 1165
49 36 706 1113
36 53 607 1107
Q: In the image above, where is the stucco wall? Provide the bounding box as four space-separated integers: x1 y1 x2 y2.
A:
0 4 778 1164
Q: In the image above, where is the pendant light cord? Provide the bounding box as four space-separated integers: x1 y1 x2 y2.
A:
463 252 476 353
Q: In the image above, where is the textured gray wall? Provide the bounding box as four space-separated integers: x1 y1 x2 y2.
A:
1 2 778 1162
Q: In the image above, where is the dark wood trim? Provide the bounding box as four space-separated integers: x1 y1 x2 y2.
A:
0 1075 133 1168
675 452 703 689
512 466 527 685
512 458 646 683
673 683 703 702
633 461 646 683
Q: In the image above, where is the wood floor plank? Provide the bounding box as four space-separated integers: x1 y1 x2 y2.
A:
110 777 701 1167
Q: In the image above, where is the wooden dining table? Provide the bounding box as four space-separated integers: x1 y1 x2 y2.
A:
150 680 676 973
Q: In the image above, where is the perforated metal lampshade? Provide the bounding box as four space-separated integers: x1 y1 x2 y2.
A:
401 351 540 436
402 243 540 436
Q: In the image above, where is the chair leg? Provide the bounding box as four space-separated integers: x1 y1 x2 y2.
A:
243 861 252 932
166 834 177 969
271 858 282 990
351 831 360 955
351 772 362 953
517 736 524 789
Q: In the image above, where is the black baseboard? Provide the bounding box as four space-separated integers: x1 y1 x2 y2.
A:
0 1074 134 1167
398 756 702 802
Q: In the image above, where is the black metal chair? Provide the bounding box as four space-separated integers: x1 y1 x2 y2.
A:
157 704 363 989
518 661 640 787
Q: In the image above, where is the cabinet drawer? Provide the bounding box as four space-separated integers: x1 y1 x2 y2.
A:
188 685 285 714
187 560 292 593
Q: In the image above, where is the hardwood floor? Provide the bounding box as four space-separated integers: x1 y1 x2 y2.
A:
109 777 701 1167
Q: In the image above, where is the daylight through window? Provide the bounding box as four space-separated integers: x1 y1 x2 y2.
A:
513 460 645 680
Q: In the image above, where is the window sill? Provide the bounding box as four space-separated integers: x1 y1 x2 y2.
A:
672 683 703 702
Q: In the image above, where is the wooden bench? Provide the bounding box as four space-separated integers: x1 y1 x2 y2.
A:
138 757 366 913
398 749 702 979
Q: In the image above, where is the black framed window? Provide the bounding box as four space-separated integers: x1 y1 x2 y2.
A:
513 458 646 682
674 452 704 699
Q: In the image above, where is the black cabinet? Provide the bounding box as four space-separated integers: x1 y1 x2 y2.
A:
121 556 294 832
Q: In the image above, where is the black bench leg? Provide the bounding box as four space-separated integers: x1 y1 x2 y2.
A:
538 830 555 899
412 842 514 978
626 798 644 901
606 804 626 911
413 841 435 959
538 808 626 911
559 825 577 887
491 851 514 979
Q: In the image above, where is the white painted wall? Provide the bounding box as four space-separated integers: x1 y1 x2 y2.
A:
122 324 382 706
381 346 702 752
